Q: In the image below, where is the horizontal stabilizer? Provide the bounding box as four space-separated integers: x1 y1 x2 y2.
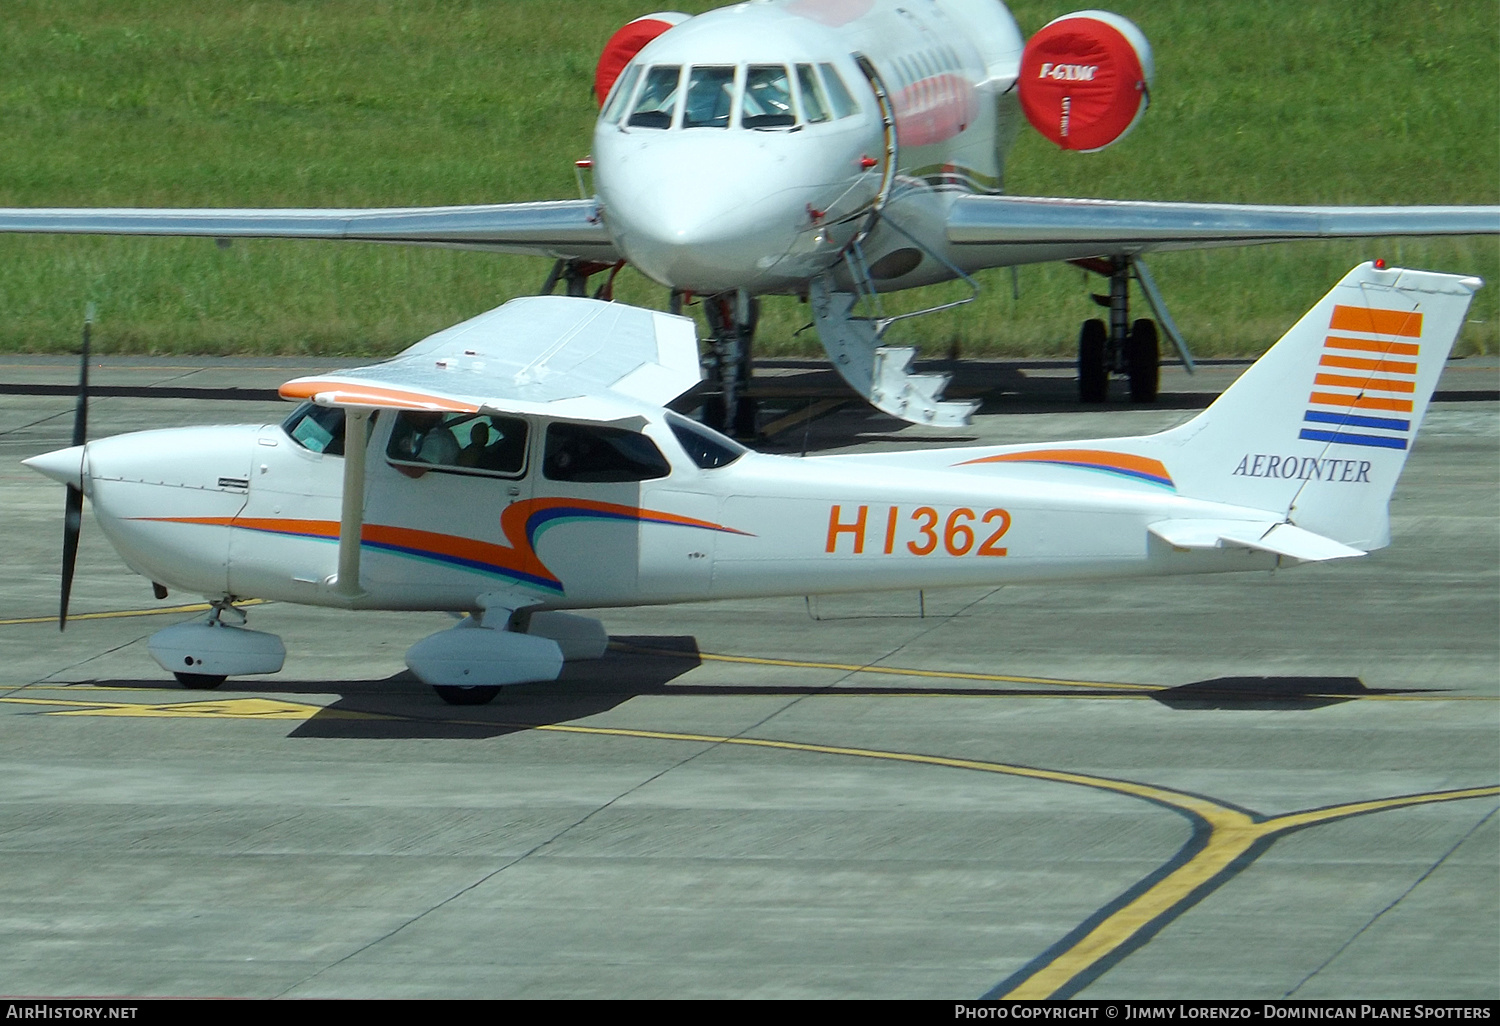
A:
1150 520 1366 562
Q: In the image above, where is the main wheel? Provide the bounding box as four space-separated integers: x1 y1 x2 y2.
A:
1077 318 1108 403
1126 319 1160 403
174 672 226 690
433 685 501 706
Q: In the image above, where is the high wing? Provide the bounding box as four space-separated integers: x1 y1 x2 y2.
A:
0 200 617 262
278 294 699 421
947 196 1500 261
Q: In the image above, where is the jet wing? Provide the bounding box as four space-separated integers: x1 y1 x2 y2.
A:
279 295 699 421
947 196 1500 261
0 199 618 261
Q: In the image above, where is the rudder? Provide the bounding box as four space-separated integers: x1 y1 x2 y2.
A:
1156 262 1481 549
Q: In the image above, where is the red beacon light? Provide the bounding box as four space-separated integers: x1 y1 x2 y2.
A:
1374 258 1388 270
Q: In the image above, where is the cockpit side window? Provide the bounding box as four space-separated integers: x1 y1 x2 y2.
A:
386 411 529 478
684 66 736 128
282 402 345 456
742 64 796 128
666 412 747 469
819 62 859 118
543 422 670 483
628 65 683 129
795 64 830 124
601 64 642 125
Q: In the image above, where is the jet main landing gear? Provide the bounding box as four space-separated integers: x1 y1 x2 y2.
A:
1074 257 1163 405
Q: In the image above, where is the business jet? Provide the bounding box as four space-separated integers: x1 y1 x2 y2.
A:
23 261 1481 704
1 1 1495 433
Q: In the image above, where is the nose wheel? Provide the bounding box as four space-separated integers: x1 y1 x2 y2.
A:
701 291 760 439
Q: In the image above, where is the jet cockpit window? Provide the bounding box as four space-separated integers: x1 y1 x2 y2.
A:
543 422 670 483
601 63 642 125
819 63 859 118
684 66 736 128
386 412 529 478
628 65 683 129
282 402 345 456
666 412 747 469
795 64 831 124
742 64 796 128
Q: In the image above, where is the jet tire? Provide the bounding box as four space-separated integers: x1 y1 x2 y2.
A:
1126 318 1160 403
1078 319 1108 403
433 684 502 706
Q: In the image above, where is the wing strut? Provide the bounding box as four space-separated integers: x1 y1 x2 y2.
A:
335 409 370 598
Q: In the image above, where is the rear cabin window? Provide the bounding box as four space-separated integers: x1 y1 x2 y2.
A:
543 422 670 483
386 412 529 477
283 402 345 456
666 412 746 469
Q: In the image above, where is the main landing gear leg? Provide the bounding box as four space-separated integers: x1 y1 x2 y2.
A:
702 290 760 439
540 259 625 301
1075 257 1159 404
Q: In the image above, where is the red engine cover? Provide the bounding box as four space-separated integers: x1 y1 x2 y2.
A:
594 12 689 105
1017 11 1153 152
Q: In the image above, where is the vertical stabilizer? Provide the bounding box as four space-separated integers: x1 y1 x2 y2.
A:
1156 263 1480 549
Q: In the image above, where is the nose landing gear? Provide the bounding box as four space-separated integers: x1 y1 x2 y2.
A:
146 600 286 690
700 291 760 439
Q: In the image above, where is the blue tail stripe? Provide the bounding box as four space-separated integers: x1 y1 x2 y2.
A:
1298 428 1408 450
1304 410 1411 432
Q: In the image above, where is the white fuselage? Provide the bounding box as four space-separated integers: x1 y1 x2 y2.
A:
592 0 1025 296
74 405 1280 615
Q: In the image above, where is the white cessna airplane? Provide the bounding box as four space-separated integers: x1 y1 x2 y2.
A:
1 0 1495 432
23 261 1481 704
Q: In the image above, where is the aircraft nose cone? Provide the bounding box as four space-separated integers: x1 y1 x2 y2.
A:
23 445 86 489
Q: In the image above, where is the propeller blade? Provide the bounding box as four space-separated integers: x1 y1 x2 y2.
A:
60 484 82 631
59 303 94 631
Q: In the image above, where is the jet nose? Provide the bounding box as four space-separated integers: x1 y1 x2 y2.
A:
23 445 87 490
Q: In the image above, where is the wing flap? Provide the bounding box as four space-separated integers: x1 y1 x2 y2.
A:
1149 519 1365 562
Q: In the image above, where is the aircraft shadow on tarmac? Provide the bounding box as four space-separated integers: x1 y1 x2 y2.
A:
1150 676 1422 710
75 638 1431 739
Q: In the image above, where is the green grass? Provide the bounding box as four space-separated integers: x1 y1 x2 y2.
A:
0 0 1494 358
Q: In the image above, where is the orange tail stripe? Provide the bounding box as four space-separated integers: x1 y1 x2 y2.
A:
1329 305 1423 338
1313 373 1416 394
1324 336 1421 357
1308 391 1415 413
1318 354 1418 375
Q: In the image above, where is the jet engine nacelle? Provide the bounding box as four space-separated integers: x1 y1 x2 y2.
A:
1017 10 1154 152
594 12 690 105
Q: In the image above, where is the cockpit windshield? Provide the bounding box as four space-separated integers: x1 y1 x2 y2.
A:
742 65 795 127
628 65 682 128
610 61 860 130
684 66 735 128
